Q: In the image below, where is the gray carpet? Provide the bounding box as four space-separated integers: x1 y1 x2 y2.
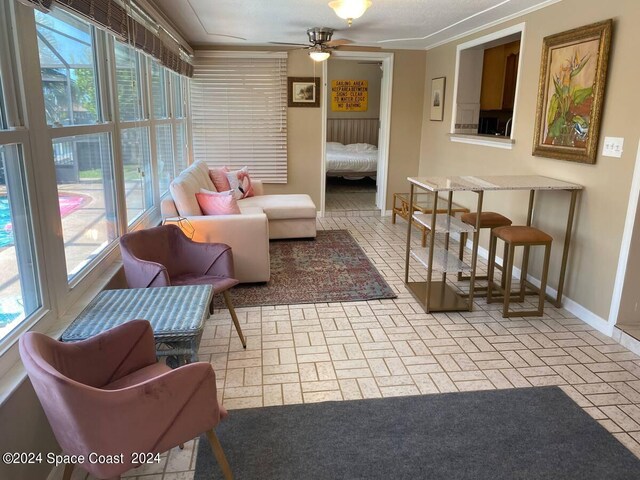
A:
195 387 640 480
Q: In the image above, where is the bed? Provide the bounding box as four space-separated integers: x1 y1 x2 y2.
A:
326 118 379 179
325 142 378 178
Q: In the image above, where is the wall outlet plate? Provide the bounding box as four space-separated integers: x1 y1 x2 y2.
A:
603 136 624 158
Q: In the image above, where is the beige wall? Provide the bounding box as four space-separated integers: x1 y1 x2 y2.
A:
0 379 59 480
418 0 640 320
262 49 324 206
327 59 382 119
264 48 426 211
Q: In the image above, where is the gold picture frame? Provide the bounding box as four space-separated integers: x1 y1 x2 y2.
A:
532 19 612 164
287 77 321 108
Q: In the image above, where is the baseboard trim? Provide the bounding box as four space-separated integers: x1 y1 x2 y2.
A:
612 328 640 356
465 237 612 337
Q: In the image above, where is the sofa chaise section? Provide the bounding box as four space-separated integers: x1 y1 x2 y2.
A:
161 161 317 283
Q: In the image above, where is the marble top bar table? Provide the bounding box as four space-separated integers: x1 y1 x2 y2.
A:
404 175 583 313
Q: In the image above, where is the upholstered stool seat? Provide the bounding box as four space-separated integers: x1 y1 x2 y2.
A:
487 225 553 318
458 211 513 285
461 212 513 229
492 226 552 244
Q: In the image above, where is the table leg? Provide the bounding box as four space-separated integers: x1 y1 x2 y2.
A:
442 191 454 284
404 184 415 284
425 193 438 312
392 194 397 223
189 337 199 363
554 189 579 307
468 190 484 310
521 190 535 301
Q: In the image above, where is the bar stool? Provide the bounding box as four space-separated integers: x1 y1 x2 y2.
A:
487 226 552 318
458 212 512 283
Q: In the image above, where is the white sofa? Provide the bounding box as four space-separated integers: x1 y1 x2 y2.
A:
161 161 317 283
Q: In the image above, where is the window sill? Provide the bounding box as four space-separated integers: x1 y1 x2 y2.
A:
0 260 123 407
449 133 515 150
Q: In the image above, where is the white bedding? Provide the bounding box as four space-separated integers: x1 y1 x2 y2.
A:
326 142 378 174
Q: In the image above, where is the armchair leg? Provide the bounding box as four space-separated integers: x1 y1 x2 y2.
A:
206 429 234 480
223 291 246 349
62 463 74 480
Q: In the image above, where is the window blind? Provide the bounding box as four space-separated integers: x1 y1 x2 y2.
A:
191 53 288 184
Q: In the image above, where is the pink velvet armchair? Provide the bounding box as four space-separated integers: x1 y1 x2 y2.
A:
120 224 246 348
19 320 233 480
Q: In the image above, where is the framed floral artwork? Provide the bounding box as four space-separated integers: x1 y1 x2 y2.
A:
532 19 612 164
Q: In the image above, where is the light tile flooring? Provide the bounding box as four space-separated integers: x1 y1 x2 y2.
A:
61 215 640 480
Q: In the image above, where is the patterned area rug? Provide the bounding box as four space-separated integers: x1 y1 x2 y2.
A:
215 230 396 308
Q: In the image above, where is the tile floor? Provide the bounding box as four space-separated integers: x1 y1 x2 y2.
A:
61 215 640 480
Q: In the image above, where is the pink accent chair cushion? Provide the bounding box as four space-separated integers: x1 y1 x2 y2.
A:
19 320 227 479
119 224 239 294
196 190 241 215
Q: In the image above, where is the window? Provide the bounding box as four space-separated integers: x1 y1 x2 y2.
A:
115 43 144 122
52 134 118 279
191 52 288 183
156 124 174 194
0 80 6 129
0 145 41 341
121 127 153 225
172 72 184 118
174 121 188 174
0 1 195 354
451 24 524 147
151 61 168 119
35 9 100 127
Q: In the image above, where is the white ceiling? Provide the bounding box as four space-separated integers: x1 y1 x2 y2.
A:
151 0 558 50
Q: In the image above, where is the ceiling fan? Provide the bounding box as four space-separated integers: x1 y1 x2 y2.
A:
269 27 353 62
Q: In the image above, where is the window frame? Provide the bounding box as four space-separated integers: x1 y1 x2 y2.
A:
0 0 194 378
449 23 525 150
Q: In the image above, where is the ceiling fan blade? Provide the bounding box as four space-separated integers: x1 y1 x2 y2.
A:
268 41 310 47
326 38 354 47
338 45 382 52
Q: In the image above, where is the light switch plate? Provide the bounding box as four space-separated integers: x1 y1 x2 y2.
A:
603 136 624 158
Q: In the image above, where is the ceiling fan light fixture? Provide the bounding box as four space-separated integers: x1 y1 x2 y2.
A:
309 50 331 62
329 0 372 26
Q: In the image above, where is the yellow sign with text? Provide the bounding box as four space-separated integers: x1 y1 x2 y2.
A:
331 80 368 112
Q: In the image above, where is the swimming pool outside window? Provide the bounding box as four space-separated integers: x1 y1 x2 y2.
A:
0 144 41 342
52 133 118 279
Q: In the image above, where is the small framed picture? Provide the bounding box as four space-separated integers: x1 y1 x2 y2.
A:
430 77 445 121
288 77 321 108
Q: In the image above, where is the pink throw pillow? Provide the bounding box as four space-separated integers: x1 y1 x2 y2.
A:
195 190 241 215
226 166 254 199
209 166 231 192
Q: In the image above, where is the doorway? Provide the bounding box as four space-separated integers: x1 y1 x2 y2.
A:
320 51 394 216
612 139 640 339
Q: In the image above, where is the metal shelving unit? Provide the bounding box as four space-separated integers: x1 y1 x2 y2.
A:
404 180 482 313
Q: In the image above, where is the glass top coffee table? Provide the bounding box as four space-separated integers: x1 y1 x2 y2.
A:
61 285 213 367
